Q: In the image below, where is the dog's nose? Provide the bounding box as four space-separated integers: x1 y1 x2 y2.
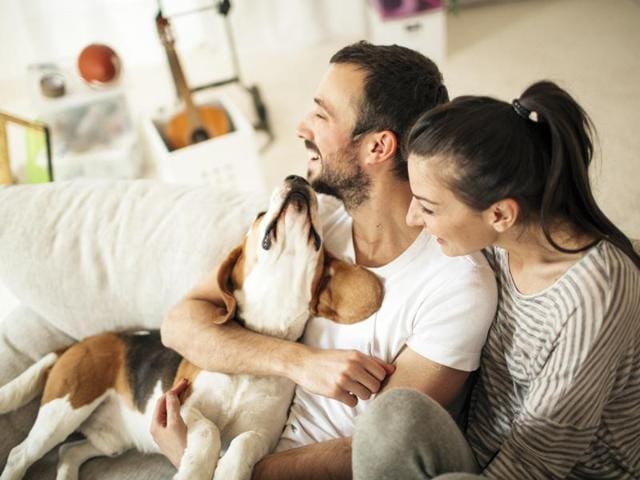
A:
285 175 309 185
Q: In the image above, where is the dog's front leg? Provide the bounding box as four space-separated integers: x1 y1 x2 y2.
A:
174 409 221 480
213 430 271 480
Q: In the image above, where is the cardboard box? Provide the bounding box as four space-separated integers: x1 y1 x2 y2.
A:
143 95 266 193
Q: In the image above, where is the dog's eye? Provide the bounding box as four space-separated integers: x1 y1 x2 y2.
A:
254 211 266 221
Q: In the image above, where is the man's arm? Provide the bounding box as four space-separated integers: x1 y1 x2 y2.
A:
252 347 470 480
252 259 496 480
162 267 394 405
163 297 303 377
252 438 352 480
379 346 469 405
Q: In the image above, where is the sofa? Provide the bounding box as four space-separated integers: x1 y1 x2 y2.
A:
0 180 268 479
2 180 638 479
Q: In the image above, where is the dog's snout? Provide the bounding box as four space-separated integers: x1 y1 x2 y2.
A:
285 175 309 186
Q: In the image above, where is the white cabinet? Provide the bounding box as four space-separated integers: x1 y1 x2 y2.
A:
366 1 446 65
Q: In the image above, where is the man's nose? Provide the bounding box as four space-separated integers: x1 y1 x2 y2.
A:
296 115 312 140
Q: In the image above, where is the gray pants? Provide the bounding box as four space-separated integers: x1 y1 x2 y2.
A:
353 388 483 480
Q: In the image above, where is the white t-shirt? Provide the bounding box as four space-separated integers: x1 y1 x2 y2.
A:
277 195 498 451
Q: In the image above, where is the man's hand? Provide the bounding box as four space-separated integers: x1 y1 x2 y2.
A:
150 378 190 469
294 348 395 407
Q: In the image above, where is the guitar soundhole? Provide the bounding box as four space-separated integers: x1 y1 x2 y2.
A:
191 128 210 144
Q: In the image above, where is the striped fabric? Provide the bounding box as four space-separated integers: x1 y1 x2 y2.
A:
466 241 640 479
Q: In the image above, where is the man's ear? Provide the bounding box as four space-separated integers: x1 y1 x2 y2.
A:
364 130 397 166
312 252 384 324
209 245 243 324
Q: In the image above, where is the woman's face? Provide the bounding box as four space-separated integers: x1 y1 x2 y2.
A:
406 154 497 257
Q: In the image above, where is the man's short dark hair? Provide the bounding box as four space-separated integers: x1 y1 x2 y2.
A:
331 41 448 180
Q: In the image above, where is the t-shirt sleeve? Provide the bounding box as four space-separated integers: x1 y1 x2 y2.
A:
406 260 497 371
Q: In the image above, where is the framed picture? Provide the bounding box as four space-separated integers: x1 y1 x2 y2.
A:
0 111 53 185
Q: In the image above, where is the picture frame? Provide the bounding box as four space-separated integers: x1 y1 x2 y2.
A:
0 111 53 185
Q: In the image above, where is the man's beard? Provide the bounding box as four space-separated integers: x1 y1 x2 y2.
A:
307 142 371 210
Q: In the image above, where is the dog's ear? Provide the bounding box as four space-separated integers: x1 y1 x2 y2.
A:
311 252 383 324
208 245 243 324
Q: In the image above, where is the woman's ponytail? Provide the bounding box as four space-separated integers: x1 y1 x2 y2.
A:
518 81 640 267
408 80 640 268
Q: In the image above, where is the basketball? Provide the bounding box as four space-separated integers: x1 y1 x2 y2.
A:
77 43 121 85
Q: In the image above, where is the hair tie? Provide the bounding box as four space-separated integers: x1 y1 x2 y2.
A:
512 99 539 122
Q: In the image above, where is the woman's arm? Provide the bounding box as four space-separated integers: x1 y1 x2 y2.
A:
379 346 469 404
481 299 635 478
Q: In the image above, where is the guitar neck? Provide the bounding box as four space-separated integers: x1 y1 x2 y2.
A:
162 38 203 130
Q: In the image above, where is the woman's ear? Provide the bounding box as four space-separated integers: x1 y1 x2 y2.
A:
364 130 397 166
486 198 520 233
311 252 384 324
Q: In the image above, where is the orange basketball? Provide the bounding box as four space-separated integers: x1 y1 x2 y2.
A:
77 44 121 84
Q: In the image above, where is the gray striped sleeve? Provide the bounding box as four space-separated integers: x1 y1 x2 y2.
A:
476 242 640 479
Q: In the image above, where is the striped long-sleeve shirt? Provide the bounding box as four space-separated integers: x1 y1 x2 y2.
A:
466 241 640 479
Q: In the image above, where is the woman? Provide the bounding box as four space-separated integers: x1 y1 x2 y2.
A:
352 81 640 479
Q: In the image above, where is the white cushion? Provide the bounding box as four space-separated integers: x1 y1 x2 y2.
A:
0 180 268 339
0 279 19 323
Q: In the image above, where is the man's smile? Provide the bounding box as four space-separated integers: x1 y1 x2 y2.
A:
305 140 321 163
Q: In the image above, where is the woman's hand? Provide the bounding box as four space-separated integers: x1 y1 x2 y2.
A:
150 378 190 469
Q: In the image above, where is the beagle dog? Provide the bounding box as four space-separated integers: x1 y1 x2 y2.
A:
0 175 383 480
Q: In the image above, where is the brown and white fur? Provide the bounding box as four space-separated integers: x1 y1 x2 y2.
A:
0 175 383 480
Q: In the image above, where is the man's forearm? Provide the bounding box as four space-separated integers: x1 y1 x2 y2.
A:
161 299 305 378
252 437 352 480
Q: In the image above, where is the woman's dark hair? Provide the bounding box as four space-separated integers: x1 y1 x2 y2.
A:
331 41 449 181
407 80 640 268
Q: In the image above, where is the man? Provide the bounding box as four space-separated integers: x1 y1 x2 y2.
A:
154 42 497 479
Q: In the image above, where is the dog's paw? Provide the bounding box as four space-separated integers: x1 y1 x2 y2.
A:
1 465 25 480
174 464 216 480
55 467 79 480
173 457 215 480
1 451 28 480
213 462 252 480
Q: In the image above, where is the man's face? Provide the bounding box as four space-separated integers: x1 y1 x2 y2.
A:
297 63 371 209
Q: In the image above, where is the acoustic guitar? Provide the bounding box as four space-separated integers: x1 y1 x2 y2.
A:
155 11 230 150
